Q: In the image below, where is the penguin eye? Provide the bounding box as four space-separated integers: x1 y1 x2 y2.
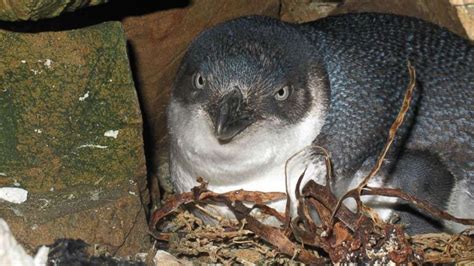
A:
274 86 290 101
193 73 206 89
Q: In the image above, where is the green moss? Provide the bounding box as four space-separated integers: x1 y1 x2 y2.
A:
0 22 145 191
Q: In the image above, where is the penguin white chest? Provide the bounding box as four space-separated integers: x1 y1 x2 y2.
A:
167 99 326 215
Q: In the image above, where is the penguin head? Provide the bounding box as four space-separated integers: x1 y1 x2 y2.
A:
171 16 329 143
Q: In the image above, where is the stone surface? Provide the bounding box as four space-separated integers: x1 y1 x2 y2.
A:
2 180 149 257
0 218 49 266
0 21 148 256
450 0 474 40
122 0 281 159
153 250 190 266
0 0 109 21
0 22 145 193
280 0 342 23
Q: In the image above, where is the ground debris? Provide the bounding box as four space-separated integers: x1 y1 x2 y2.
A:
149 190 473 264
411 231 474 263
152 210 296 264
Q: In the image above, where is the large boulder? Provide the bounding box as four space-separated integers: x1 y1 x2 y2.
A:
0 21 148 256
0 0 108 21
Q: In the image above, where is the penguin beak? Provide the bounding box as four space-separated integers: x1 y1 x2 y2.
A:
214 87 254 143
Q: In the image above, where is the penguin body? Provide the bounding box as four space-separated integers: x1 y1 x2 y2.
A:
167 13 473 233
387 151 456 234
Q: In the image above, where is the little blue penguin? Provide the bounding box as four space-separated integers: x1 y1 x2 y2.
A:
167 13 473 234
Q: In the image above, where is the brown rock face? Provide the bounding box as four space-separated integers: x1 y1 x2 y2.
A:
5 182 149 257
450 0 474 40
280 0 342 22
122 0 281 163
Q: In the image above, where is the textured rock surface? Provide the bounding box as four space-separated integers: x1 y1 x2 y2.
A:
3 181 149 257
0 22 148 256
450 0 474 40
0 0 109 21
0 22 145 192
280 0 342 23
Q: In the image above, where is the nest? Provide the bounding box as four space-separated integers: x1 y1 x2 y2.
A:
149 63 474 264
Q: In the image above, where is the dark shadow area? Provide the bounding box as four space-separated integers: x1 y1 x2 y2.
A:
126 41 161 219
393 204 445 234
126 42 151 171
0 0 191 32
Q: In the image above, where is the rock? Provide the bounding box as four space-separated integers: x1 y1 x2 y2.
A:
0 0 108 21
280 0 342 23
0 218 49 266
450 0 474 40
0 22 148 256
153 250 191 266
0 187 28 204
2 181 149 257
0 21 145 193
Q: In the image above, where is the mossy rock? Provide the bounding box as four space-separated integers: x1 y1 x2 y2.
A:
0 0 108 21
0 21 146 192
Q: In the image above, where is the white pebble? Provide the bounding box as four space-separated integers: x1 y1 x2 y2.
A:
104 130 119 139
79 91 90 101
0 187 28 204
43 59 53 68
